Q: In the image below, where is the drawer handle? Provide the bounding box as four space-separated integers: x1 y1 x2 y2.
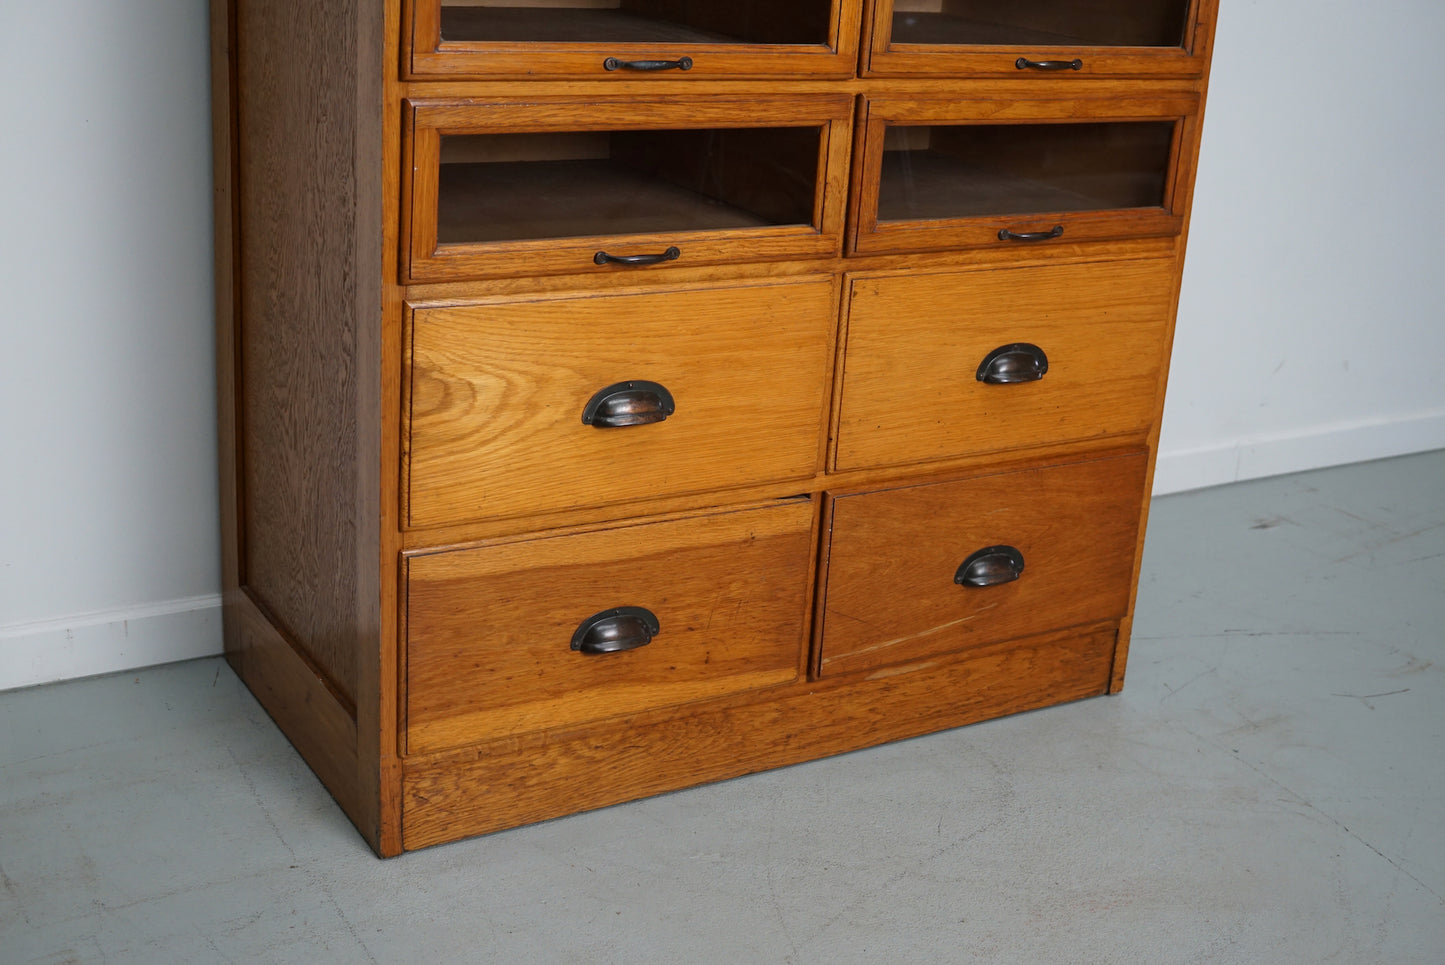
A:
977 343 1049 384
594 246 681 267
603 56 694 72
1016 57 1082 71
571 606 661 655
955 546 1026 588
582 380 676 428
998 225 1064 243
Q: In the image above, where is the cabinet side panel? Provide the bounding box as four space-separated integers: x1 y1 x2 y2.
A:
234 0 377 707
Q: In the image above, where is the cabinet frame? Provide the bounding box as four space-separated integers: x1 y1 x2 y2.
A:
403 95 855 283
849 93 1200 255
405 0 864 79
860 0 1214 78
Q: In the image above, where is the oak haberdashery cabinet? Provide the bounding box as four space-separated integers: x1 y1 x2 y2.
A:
211 0 1217 856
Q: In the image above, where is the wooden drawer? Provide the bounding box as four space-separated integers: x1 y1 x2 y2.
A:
817 451 1146 676
406 1 862 80
406 277 836 528
404 96 853 283
849 95 1197 256
405 500 814 754
860 0 1215 79
834 257 1175 471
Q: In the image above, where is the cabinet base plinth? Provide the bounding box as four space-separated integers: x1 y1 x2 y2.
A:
401 624 1117 850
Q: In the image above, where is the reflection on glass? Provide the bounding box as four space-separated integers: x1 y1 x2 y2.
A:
877 122 1174 223
440 0 832 45
437 129 820 244
889 0 1189 48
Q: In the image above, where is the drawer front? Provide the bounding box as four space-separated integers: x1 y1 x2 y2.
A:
407 278 835 528
861 0 1215 79
405 96 852 283
407 1 862 80
818 451 1146 676
405 500 814 754
849 96 1197 256
834 258 1174 471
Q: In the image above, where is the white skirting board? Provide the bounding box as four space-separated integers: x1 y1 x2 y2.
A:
0 595 223 692
1153 409 1445 496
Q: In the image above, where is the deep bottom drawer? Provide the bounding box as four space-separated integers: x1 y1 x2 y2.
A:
405 500 814 754
818 451 1148 676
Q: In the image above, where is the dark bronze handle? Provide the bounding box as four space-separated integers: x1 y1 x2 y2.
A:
998 225 1064 242
594 246 681 267
977 343 1049 384
571 606 660 655
1016 57 1082 71
603 56 693 72
582 380 676 428
955 546 1026 588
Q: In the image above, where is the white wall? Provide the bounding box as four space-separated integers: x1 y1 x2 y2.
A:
1 2 1442 689
1156 0 1445 492
0 3 221 689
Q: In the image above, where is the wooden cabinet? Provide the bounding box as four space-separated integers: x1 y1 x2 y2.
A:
213 0 1216 855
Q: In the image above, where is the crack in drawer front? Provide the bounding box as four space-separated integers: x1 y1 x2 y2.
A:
835 258 1175 471
818 451 1147 677
406 278 835 528
405 500 814 755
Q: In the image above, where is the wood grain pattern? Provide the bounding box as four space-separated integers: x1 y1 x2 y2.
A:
226 590 363 827
402 622 1117 847
406 278 836 527
215 0 1216 855
818 451 1147 675
405 500 814 753
356 0 396 856
835 257 1174 470
235 0 377 705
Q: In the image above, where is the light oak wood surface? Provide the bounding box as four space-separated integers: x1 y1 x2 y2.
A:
834 257 1175 470
818 450 1147 675
215 0 1217 854
405 500 814 753
406 277 836 526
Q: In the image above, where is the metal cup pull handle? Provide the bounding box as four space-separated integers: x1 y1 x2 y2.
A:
954 546 1026 588
571 606 661 655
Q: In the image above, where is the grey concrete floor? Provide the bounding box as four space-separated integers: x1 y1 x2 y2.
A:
3 451 1443 964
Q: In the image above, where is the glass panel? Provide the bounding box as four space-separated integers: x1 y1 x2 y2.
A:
440 0 833 46
889 0 1190 48
877 122 1174 223
437 128 820 244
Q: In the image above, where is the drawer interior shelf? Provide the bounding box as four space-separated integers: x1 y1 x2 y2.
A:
876 121 1174 222
885 0 1189 49
436 129 819 245
440 1 831 46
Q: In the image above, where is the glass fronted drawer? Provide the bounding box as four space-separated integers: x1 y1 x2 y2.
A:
405 96 853 282
407 0 862 78
850 94 1198 255
862 0 1214 77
